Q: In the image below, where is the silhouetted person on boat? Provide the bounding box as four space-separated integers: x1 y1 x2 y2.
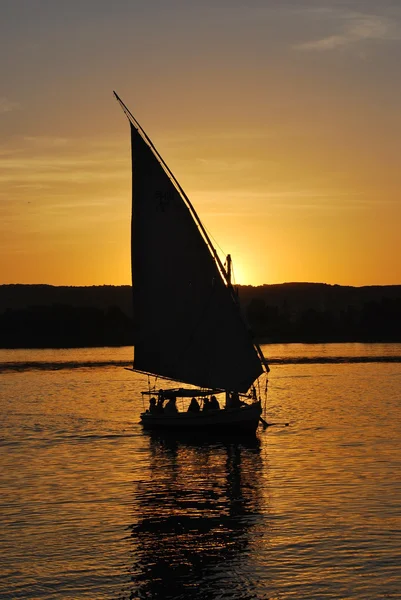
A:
202 397 210 411
188 397 200 413
227 391 244 409
209 395 220 410
148 397 157 414
250 386 261 406
165 397 178 414
156 389 165 413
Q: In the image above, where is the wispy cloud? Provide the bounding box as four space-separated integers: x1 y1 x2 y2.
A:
196 157 270 172
0 97 20 114
196 188 372 217
296 12 401 51
23 136 70 147
0 136 128 185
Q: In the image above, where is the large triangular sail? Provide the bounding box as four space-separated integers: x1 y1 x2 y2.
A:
121 100 264 392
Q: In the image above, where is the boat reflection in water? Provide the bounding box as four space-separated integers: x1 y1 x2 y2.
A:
125 433 268 600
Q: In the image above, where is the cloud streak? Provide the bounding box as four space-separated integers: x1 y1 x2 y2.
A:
0 137 128 186
296 11 401 51
0 97 20 114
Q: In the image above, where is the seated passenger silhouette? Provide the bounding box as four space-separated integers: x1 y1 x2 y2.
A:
165 397 178 414
227 392 244 409
188 397 200 413
202 397 210 411
209 395 220 410
148 397 157 414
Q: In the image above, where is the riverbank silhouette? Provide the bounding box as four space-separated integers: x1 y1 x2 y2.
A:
1 283 400 348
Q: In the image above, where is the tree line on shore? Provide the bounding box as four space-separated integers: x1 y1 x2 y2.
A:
1 283 401 348
246 295 401 342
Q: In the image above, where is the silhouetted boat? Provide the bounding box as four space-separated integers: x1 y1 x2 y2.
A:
115 92 270 435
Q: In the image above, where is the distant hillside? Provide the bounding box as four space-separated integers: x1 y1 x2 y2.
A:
0 285 133 348
237 283 401 342
238 282 401 312
0 284 132 315
1 283 401 347
2 283 401 315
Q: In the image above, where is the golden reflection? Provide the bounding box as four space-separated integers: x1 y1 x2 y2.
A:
125 435 267 600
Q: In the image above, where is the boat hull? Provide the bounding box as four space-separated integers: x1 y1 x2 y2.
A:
140 403 262 435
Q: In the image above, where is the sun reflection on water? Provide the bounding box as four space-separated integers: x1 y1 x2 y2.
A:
126 434 267 599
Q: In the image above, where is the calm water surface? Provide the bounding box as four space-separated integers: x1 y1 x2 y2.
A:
1 344 400 599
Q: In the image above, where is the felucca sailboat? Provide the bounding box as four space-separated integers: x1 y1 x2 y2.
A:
115 92 269 434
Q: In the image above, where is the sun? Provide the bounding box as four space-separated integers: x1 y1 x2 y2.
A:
228 256 254 286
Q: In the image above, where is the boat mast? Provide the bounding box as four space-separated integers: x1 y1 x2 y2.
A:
224 253 269 374
226 254 232 286
225 256 269 374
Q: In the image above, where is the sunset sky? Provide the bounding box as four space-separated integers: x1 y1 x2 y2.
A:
1 0 401 287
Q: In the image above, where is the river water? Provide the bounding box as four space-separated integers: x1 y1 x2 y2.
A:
1 344 400 599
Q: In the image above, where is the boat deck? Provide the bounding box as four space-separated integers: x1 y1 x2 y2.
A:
140 403 262 434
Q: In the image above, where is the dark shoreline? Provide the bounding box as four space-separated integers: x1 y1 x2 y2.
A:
1 354 401 375
1 283 401 348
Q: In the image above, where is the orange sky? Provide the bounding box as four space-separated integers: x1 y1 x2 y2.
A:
1 1 401 286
